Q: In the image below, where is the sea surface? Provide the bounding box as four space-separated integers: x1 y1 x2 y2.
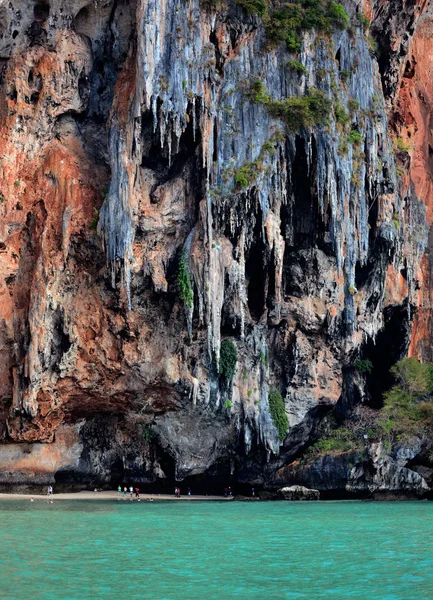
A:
0 499 432 599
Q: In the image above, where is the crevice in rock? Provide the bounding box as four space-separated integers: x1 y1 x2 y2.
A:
49 307 72 373
245 204 267 322
34 2 50 23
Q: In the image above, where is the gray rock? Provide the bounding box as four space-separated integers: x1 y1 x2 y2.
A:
278 485 320 501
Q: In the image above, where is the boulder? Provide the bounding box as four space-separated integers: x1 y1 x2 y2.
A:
278 485 320 501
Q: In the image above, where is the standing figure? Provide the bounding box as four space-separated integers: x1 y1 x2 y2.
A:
129 486 134 500
135 487 140 501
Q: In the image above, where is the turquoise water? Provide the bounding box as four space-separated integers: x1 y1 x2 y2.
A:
0 500 432 599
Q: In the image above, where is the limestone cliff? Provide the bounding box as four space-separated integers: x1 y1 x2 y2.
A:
0 0 432 496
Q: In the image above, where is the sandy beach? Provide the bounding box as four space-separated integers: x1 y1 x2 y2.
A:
0 491 233 502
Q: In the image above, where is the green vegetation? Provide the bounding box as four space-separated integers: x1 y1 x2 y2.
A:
378 358 433 442
0 192 5 203
354 359 373 374
347 129 363 145
264 0 349 52
340 70 350 83
307 427 360 456
348 285 357 295
260 349 269 368
367 35 378 56
141 424 153 442
234 160 263 189
200 0 227 9
267 88 332 130
304 358 433 460
232 132 280 190
89 208 99 231
286 59 307 75
357 13 370 31
348 98 360 114
224 399 233 409
219 339 238 381
14 180 20 187
234 0 267 16
247 80 332 131
268 387 288 440
246 80 271 105
177 252 194 308
334 102 350 125
393 137 412 154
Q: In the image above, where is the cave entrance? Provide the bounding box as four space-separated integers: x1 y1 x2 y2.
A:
362 302 413 407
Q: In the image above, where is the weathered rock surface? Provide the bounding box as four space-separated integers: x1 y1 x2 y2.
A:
0 0 431 494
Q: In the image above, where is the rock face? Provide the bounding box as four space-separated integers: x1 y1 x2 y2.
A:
276 441 430 498
0 0 432 493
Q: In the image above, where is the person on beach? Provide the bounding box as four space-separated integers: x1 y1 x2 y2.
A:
188 487 191 496
129 486 134 500
252 487 255 497
123 486 127 499
47 485 53 497
135 487 140 500
174 487 178 497
178 487 181 498
117 485 122 498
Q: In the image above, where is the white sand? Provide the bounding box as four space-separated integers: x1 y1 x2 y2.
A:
0 491 233 502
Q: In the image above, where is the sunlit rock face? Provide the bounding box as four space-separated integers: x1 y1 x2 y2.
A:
0 0 430 492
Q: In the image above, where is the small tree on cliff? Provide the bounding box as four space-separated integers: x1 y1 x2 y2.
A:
177 252 193 308
380 358 433 442
268 388 288 441
219 340 238 381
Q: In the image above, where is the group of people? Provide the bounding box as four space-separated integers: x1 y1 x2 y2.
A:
174 487 192 497
118 485 141 500
30 486 53 503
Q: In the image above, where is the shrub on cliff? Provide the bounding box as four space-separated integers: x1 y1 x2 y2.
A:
234 161 263 189
265 0 349 51
234 0 267 16
286 59 307 75
379 358 433 442
267 89 332 130
268 388 288 440
354 359 373 374
219 340 238 380
307 427 360 456
177 252 193 308
247 81 332 131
